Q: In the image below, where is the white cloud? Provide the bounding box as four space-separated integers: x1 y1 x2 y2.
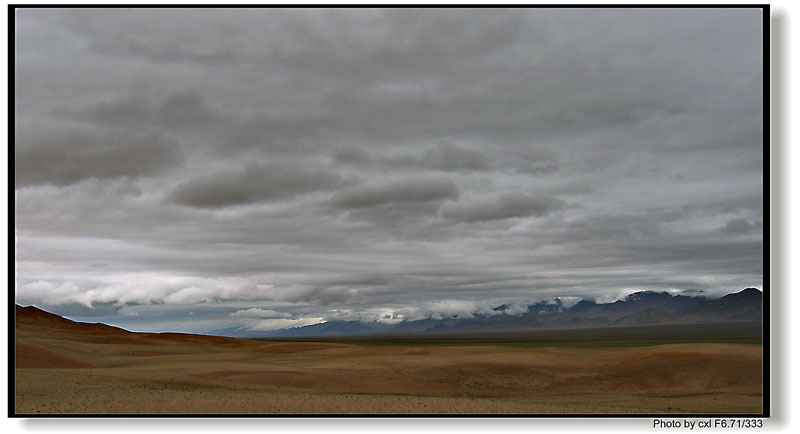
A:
230 308 292 319
555 297 582 309
249 317 325 331
500 303 530 316
18 280 93 307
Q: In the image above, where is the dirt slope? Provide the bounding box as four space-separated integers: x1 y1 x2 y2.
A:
15 342 97 369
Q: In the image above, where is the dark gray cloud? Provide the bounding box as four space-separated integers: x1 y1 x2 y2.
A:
56 91 223 130
334 142 490 172
89 33 238 65
327 177 460 227
331 177 459 209
419 143 490 171
280 286 360 305
442 193 565 223
721 218 763 235
14 8 764 333
169 163 354 208
16 128 181 186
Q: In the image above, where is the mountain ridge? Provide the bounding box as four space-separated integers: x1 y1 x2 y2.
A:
244 288 762 338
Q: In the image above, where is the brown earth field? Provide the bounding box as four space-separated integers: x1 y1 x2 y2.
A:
14 305 763 415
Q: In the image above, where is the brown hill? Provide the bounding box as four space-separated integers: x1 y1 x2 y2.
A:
15 304 251 368
16 304 131 335
15 304 244 345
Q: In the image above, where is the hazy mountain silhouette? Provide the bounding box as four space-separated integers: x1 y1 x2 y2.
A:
244 288 762 338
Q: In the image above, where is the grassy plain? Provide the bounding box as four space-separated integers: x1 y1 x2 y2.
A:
14 307 763 415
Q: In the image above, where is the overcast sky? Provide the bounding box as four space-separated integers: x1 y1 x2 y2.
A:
14 8 764 333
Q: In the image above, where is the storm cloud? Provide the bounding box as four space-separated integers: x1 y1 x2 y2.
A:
14 8 764 333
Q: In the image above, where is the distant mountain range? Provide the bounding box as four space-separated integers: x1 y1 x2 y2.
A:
214 288 763 338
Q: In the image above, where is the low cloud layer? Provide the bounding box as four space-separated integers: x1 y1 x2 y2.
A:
15 8 763 333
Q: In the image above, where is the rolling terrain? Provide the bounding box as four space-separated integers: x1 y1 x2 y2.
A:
14 305 763 415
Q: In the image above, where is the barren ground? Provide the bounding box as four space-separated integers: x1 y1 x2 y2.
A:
14 306 763 415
